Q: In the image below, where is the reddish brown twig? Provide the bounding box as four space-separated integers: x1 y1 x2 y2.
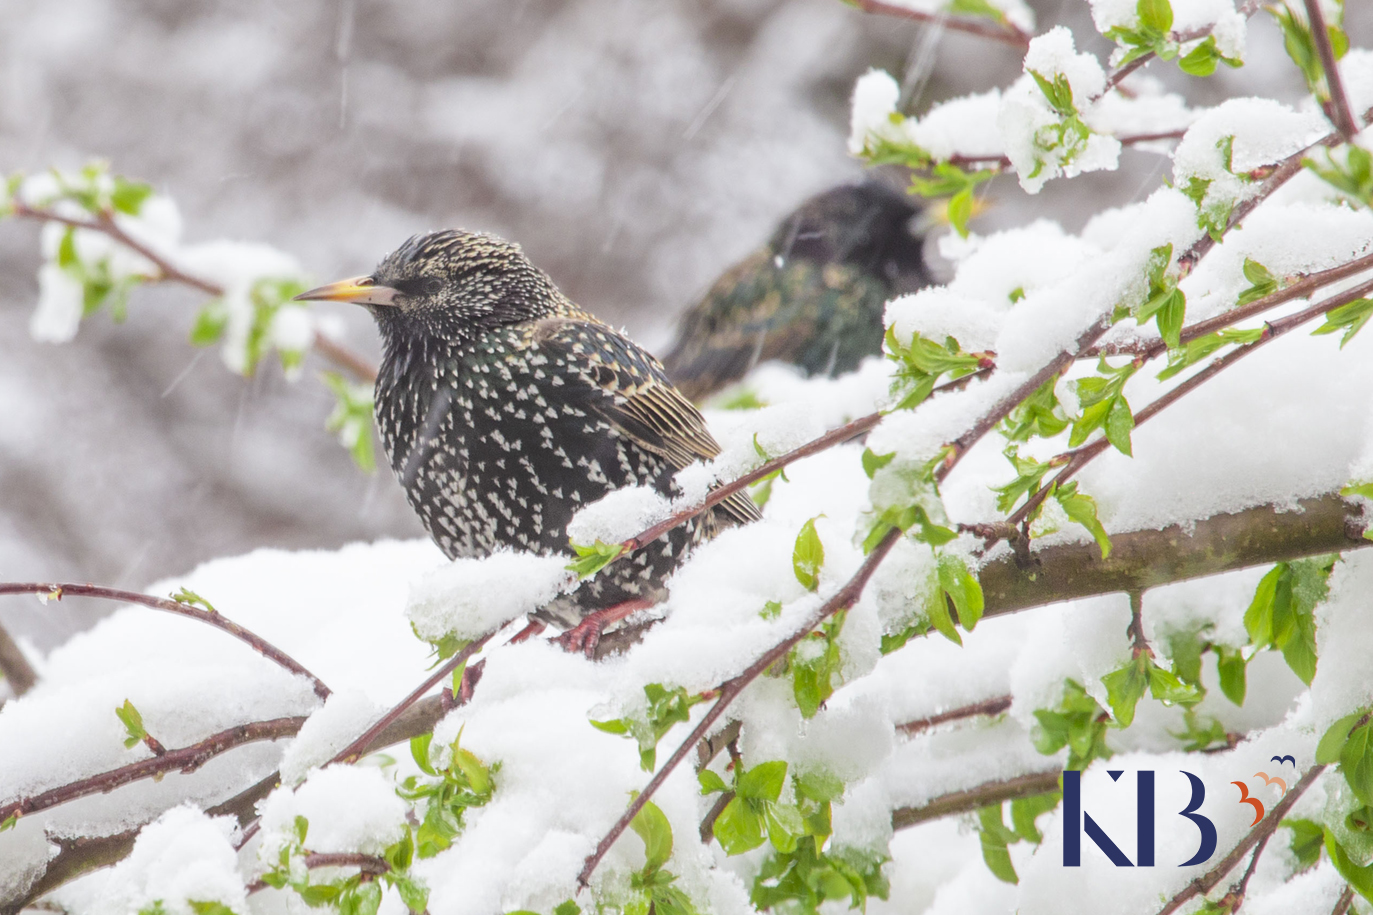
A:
1100 2 1260 96
0 582 330 700
847 0 1032 48
0 716 306 826
246 853 390 894
891 769 1062 830
1332 884 1356 915
0 620 37 699
10 201 378 383
896 694 1013 736
945 129 1190 172
1302 0 1357 142
1156 764 1325 915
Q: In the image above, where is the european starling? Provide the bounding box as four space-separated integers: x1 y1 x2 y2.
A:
297 229 760 652
660 180 934 400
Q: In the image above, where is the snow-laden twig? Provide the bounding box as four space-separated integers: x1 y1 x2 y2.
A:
245 853 389 895
1215 831 1270 914
1012 275 1373 528
945 129 1190 172
1156 764 1325 915
847 0 1032 48
0 716 306 826
890 769 1062 830
896 694 1013 736
1302 0 1357 142
1099 1 1260 97
0 582 331 699
10 201 378 383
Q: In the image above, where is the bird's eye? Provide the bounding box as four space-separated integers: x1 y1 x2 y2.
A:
422 277 443 295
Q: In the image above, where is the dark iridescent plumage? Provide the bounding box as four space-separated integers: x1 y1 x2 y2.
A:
661 181 934 400
301 230 758 633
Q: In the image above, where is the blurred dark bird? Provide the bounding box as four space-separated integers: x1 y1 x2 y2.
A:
661 181 935 400
297 229 759 653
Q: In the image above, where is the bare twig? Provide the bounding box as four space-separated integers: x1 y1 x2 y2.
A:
946 128 1189 171
847 0 1032 47
1213 831 1270 913
896 694 1013 736
1126 590 1151 658
1332 884 1356 915
10 201 378 383
0 716 306 825
1302 0 1357 141
246 853 390 894
890 769 1062 830
1156 765 1325 915
698 790 736 843
0 619 37 698
0 582 330 700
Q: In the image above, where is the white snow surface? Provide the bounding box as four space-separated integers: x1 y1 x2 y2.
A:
405 550 579 641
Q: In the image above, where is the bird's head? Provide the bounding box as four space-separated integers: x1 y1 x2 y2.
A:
295 228 560 342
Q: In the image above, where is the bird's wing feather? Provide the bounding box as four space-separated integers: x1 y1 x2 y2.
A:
529 315 761 525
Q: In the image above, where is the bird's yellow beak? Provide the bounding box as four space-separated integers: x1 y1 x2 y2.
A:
294 275 399 307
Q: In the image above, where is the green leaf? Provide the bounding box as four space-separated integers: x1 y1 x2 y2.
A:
56 227 78 269
189 301 229 347
321 371 378 473
1010 792 1062 844
589 717 630 735
170 587 216 613
1101 656 1149 728
630 798 675 873
862 448 896 479
1325 828 1373 903
1320 713 1366 764
1343 721 1373 807
792 517 825 591
0 814 17 832
1147 663 1201 706
410 733 437 776
115 699 147 749
976 806 1019 884
698 769 728 795
553 902 583 915
738 761 788 802
1313 298 1373 347
1216 645 1247 706
1178 37 1222 76
714 796 765 855
1284 818 1325 871
763 802 805 853
187 902 236 915
937 554 983 631
110 177 154 216
796 770 846 804
393 877 429 915
1053 481 1111 558
567 540 626 579
1136 0 1172 33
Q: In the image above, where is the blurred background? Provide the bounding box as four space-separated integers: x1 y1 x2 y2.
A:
0 0 1347 650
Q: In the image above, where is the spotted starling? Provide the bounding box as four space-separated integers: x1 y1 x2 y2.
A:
297 229 760 651
661 180 934 400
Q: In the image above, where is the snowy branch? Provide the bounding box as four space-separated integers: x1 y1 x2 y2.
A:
895 694 1013 736
0 582 331 700
0 715 306 826
846 0 1032 48
1099 1 1260 97
1156 764 1326 915
10 201 378 383
245 853 389 895
1011 275 1373 527
890 769 1062 830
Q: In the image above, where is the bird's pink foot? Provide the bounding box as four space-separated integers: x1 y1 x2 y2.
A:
556 600 655 658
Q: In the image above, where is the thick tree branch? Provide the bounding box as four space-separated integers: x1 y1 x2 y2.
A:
846 0 1032 48
10 201 378 383
891 769 1061 830
1156 764 1325 915
0 716 306 825
0 619 37 699
983 491 1367 617
0 582 330 700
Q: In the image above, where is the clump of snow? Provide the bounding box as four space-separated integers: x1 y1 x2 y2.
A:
998 27 1121 193
567 485 673 545
905 90 1005 160
406 550 578 641
177 241 305 374
50 806 246 915
258 765 408 858
269 304 316 354
848 69 900 156
278 690 384 786
1171 98 1329 232
30 262 85 343
1090 0 1249 62
1087 76 1196 138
